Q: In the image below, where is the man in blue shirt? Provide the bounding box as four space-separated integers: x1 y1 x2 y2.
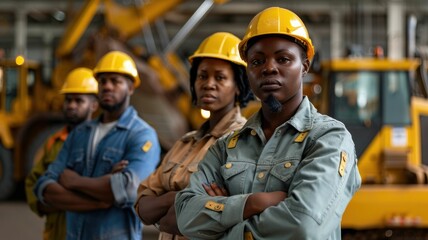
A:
34 51 161 240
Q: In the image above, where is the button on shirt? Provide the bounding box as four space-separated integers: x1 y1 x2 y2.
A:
136 107 246 240
175 97 362 240
34 107 161 240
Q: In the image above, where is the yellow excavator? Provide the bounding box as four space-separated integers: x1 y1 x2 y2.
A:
306 50 428 238
0 0 254 200
0 56 66 200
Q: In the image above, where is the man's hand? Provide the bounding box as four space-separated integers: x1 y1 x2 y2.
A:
111 160 129 173
37 201 61 214
43 182 113 211
203 182 229 197
59 169 81 189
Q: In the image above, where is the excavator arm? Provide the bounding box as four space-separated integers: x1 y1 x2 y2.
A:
104 0 184 40
56 0 185 58
56 0 101 58
53 0 231 149
56 0 228 57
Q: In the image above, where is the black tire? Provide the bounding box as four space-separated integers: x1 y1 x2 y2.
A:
14 112 65 184
0 144 15 200
24 123 64 175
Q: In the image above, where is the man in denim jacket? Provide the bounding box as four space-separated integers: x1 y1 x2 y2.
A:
34 51 161 240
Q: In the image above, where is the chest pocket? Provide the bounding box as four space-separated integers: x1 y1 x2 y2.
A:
67 149 85 174
187 162 198 173
162 161 176 174
163 161 199 190
266 159 300 192
221 162 251 195
101 148 124 174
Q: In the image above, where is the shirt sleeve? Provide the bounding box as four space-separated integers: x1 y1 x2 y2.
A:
136 165 163 197
33 133 72 205
25 142 49 217
239 122 361 239
111 127 161 208
133 162 165 224
134 138 186 201
175 140 251 240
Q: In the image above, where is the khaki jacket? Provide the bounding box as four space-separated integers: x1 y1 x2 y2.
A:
136 107 246 240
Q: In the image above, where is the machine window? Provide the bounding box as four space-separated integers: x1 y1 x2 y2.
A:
334 71 380 125
4 67 19 113
383 71 411 125
0 67 3 109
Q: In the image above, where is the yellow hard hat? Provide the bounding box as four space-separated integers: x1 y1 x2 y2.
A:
189 32 246 67
60 67 98 94
239 7 315 61
93 51 141 88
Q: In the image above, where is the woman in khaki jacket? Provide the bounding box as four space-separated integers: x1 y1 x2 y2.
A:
134 32 253 240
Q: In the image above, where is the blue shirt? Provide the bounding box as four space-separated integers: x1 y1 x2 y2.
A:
175 97 361 240
35 106 161 240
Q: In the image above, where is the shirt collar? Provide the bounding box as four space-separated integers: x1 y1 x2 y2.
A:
241 96 315 134
182 106 246 142
94 106 137 130
288 96 315 132
46 126 69 151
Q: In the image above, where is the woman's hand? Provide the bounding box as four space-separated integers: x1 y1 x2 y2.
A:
203 182 229 197
158 205 182 236
243 191 287 219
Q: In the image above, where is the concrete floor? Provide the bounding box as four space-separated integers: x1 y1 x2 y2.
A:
0 199 160 240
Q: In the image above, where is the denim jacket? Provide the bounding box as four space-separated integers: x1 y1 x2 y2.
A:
34 106 161 240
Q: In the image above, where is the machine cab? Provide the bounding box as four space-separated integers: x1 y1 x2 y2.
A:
317 58 422 184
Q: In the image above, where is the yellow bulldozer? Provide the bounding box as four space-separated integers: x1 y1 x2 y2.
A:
306 52 428 238
0 57 65 200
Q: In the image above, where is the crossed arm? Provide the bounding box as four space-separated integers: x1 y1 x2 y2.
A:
203 182 287 220
42 160 129 211
136 182 286 237
137 191 180 235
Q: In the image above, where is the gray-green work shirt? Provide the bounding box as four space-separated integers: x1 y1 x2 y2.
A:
175 97 361 240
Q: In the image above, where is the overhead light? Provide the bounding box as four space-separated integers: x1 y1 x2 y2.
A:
15 55 25 65
53 11 66 21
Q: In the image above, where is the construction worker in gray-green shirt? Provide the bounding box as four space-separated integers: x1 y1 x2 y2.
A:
175 7 361 240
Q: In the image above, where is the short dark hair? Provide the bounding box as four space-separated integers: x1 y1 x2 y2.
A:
189 58 254 108
95 72 134 87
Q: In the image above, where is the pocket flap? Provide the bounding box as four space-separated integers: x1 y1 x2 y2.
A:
270 160 299 182
221 162 248 180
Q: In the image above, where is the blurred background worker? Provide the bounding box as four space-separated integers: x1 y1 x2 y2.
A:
135 32 254 240
33 51 161 240
25 67 99 240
